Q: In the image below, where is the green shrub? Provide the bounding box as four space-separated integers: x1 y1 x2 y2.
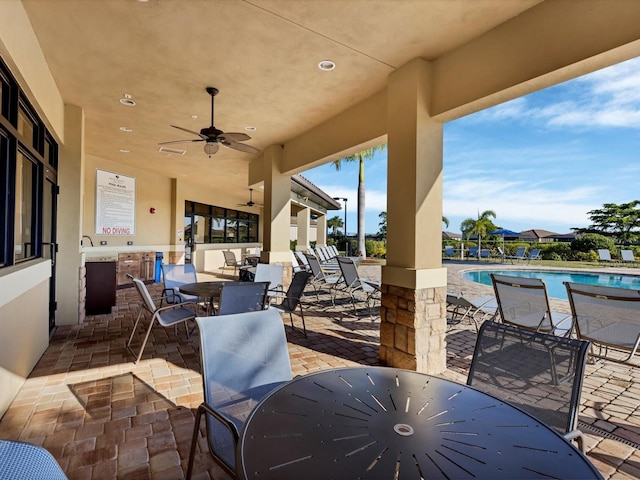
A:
540 242 572 260
573 250 599 262
571 234 616 255
290 240 297 251
365 239 386 258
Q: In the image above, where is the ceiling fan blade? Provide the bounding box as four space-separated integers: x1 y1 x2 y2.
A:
219 132 251 142
158 139 204 145
222 141 260 154
170 125 208 140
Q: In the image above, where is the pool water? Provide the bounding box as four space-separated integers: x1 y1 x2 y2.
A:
463 269 640 300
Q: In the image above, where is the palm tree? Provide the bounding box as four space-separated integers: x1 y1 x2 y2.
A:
327 215 344 237
442 216 450 229
332 144 387 258
460 210 497 255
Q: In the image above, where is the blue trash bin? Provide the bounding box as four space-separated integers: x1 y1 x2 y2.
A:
155 252 163 283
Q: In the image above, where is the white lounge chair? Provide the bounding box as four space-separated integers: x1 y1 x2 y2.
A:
598 249 614 263
621 249 637 263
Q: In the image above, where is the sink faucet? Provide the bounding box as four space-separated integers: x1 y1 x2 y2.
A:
82 235 94 247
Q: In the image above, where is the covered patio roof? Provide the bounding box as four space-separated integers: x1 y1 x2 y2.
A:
8 0 640 204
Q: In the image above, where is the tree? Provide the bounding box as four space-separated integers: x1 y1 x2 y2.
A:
442 216 450 229
378 211 387 239
575 201 640 244
332 144 387 258
327 215 344 237
460 210 498 254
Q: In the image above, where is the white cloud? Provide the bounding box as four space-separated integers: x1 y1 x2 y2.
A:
467 57 640 130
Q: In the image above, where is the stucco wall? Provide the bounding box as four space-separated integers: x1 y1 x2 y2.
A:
0 262 51 417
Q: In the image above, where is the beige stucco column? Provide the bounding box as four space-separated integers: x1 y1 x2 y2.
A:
261 146 293 285
57 103 85 325
380 58 447 374
296 207 310 252
316 214 327 247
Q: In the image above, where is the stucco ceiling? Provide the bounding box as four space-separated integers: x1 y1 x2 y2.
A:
21 0 541 204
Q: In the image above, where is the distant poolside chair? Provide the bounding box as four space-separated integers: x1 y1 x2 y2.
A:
598 249 614 263
505 247 526 264
443 245 455 258
446 293 497 332
525 248 542 264
467 246 478 259
479 249 491 261
621 249 637 263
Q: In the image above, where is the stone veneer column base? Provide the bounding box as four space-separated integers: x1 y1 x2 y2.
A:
379 283 447 374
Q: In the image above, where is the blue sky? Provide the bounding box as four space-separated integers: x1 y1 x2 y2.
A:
302 56 640 236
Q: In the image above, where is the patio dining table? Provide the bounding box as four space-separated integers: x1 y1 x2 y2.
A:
178 281 238 315
237 366 602 480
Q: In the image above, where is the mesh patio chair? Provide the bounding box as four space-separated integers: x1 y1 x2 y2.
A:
290 250 307 273
295 250 311 270
467 321 590 451
161 263 199 305
308 246 339 271
621 249 638 263
271 270 313 336
446 292 497 332
491 273 572 336
597 249 614 263
252 263 284 303
565 282 640 366
126 276 197 364
304 253 343 300
443 245 455 258
335 256 381 315
505 246 527 263
525 248 541 264
185 309 292 479
0 440 68 479
217 281 269 315
221 250 243 276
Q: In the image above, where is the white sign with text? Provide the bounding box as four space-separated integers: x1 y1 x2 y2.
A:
95 169 136 235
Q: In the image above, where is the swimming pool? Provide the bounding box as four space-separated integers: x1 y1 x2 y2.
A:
463 269 640 300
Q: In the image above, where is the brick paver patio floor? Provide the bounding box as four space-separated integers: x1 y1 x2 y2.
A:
1 261 639 479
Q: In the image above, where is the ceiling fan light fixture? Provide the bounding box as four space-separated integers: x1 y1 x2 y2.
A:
318 60 336 71
204 142 218 155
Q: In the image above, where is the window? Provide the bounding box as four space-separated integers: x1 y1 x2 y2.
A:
14 151 38 261
185 201 258 244
0 56 57 269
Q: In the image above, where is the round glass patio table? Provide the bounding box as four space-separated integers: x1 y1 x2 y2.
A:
238 366 602 480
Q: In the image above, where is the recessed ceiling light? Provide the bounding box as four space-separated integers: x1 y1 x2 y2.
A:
191 114 198 120
119 126 133 132
318 60 336 71
120 98 136 106
119 149 130 153
245 126 256 132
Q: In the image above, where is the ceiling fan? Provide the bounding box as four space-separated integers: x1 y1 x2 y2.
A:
159 87 260 157
237 188 262 207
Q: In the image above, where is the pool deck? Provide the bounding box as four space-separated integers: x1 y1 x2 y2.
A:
0 260 638 479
